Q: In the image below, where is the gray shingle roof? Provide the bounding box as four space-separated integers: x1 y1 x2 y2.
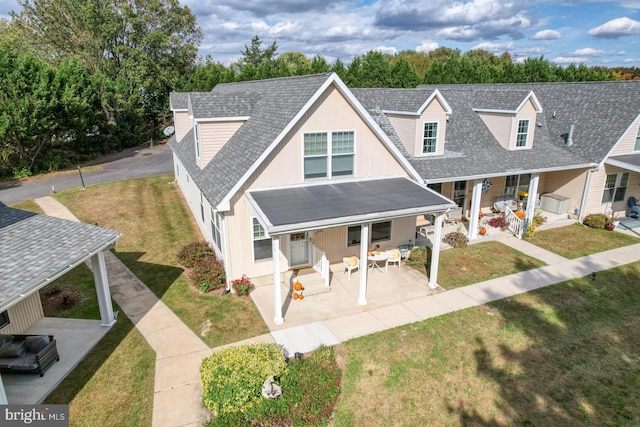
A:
189 92 260 119
0 203 121 310
355 81 640 181
170 73 334 208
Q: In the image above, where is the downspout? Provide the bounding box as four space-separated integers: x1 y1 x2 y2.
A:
578 168 596 223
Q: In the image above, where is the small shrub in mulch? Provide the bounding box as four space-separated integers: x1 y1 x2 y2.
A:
188 256 226 292
583 213 608 229
177 240 215 268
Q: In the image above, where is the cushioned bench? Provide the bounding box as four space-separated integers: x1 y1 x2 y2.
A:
0 334 59 377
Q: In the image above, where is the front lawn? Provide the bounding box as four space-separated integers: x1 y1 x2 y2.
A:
407 241 546 289
54 175 269 347
527 222 640 259
334 262 640 425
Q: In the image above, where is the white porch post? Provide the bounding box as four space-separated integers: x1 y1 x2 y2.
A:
358 222 370 305
272 236 284 325
0 373 7 404
469 179 483 239
91 251 116 327
428 213 444 289
526 173 540 225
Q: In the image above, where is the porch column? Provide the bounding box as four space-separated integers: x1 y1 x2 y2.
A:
358 222 370 305
526 173 540 225
272 236 284 325
468 179 483 239
428 213 444 289
91 251 116 327
0 374 7 404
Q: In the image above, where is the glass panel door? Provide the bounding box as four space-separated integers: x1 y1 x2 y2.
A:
453 181 467 210
289 232 310 267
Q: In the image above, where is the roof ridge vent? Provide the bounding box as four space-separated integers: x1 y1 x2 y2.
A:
566 124 575 147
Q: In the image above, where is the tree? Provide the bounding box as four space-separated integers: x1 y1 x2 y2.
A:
11 0 202 142
390 56 420 87
239 35 278 70
310 55 330 73
276 52 311 75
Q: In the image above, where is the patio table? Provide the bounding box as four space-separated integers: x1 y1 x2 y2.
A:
368 251 389 274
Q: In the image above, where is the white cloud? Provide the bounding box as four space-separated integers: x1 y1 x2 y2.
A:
573 47 606 56
416 40 439 53
587 17 640 38
374 46 398 55
530 29 562 40
472 41 515 53
623 57 640 63
553 56 587 64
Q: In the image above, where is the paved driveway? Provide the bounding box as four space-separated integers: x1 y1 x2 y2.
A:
0 143 174 205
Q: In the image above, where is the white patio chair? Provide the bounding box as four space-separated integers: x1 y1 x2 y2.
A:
385 249 401 270
446 207 463 223
343 256 359 280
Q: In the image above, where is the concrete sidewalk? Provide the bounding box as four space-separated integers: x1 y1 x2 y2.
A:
35 197 213 427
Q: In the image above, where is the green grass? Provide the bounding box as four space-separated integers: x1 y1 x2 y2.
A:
10 199 45 214
407 241 546 289
334 262 640 426
53 175 269 347
527 223 640 258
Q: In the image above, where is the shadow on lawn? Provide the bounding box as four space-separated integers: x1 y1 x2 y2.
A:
454 264 640 425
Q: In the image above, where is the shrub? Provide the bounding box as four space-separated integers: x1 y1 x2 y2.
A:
442 231 469 248
246 345 342 426
231 275 254 296
488 215 507 229
406 246 431 274
583 213 608 229
189 256 226 292
177 240 215 268
532 213 547 227
200 343 287 416
523 224 537 238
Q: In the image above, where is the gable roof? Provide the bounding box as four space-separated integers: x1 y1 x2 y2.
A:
0 202 121 311
170 73 421 210
354 81 640 182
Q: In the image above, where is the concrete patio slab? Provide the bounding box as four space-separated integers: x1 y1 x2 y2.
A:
270 321 340 356
2 317 110 404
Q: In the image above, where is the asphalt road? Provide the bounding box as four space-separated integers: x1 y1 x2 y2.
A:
0 143 174 205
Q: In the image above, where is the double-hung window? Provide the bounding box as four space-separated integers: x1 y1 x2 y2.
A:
602 172 629 203
634 128 640 151
347 221 392 247
516 119 529 147
303 131 354 179
422 122 438 154
210 208 222 250
0 310 9 329
200 193 205 222
252 218 272 261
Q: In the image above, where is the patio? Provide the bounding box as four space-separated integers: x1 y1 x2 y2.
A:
252 210 577 331
1 317 110 404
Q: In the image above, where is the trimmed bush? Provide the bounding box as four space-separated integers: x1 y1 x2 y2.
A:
200 343 287 416
245 345 342 426
442 231 469 248
177 240 215 268
583 213 608 229
189 256 226 292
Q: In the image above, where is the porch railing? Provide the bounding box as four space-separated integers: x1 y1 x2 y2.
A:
505 207 524 239
312 245 330 288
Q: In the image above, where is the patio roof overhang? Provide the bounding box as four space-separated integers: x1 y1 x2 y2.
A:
245 176 457 235
606 154 640 173
0 203 121 313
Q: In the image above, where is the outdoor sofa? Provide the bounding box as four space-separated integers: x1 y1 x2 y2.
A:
0 334 59 377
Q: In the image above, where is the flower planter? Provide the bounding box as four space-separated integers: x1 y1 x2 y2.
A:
605 223 615 231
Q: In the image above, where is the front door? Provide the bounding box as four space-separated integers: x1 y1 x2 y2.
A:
453 181 467 212
289 232 310 267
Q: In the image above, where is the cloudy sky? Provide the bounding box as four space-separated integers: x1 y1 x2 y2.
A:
2 0 640 67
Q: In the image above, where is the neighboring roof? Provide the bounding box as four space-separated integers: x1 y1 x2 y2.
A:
0 203 121 311
188 92 259 119
607 154 640 173
354 81 640 182
245 177 456 235
169 92 189 111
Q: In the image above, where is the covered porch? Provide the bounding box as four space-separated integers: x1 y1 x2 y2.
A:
245 177 457 325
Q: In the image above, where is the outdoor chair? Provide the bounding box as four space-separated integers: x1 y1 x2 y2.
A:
385 249 401 270
446 207 463 223
343 256 359 280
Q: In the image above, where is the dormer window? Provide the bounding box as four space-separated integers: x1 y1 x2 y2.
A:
422 122 439 154
516 119 529 147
